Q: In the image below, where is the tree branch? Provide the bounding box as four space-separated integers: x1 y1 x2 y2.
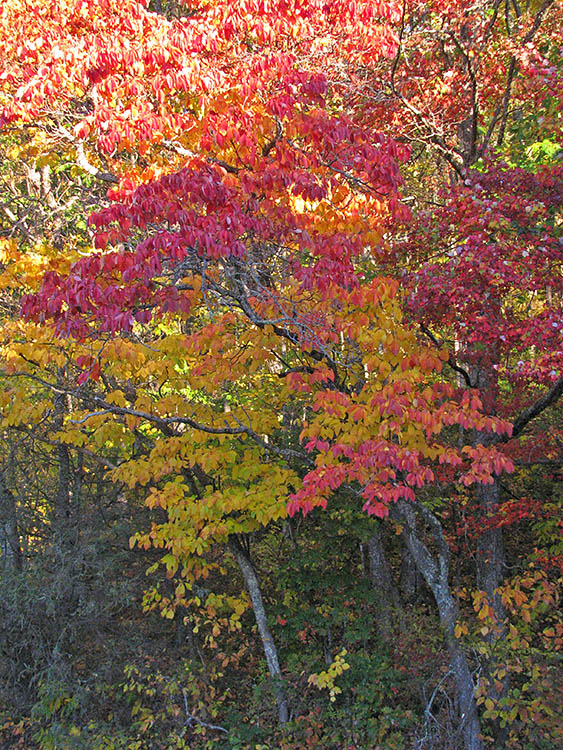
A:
522 0 555 44
491 0 555 148
447 31 479 165
262 117 283 158
504 375 563 440
182 689 228 733
55 126 118 183
419 323 474 387
495 58 517 148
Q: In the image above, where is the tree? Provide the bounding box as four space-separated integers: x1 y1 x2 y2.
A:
361 0 562 740
1 1 560 748
2 0 408 730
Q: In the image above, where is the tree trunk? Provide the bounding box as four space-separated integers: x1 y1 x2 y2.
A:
400 529 424 604
474 473 510 742
229 537 289 724
367 525 399 640
470 357 506 627
392 501 483 750
52 379 74 542
0 469 22 571
475 476 505 624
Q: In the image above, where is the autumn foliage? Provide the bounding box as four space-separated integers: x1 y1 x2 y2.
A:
0 1 561 749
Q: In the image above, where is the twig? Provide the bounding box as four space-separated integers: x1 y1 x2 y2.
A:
182 689 228 733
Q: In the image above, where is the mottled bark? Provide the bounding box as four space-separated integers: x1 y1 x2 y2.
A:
229 537 289 724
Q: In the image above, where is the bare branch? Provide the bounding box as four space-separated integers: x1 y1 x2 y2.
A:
522 0 555 44
262 117 284 158
55 126 118 183
389 0 465 178
488 0 555 149
9 371 250 437
182 689 228 733
447 31 479 165
503 375 563 441
419 323 474 387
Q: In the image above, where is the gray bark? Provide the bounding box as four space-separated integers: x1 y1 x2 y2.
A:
473 426 507 634
0 469 22 571
475 476 505 624
400 544 421 602
399 519 424 603
229 537 289 724
367 525 400 639
53 389 72 535
474 473 510 730
470 359 506 627
392 501 483 750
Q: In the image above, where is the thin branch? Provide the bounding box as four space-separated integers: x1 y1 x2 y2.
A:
9 372 249 437
504 375 563 441
277 365 315 378
494 0 555 148
69 410 115 425
206 156 241 175
512 0 522 19
447 31 479 165
483 0 503 44
55 126 118 183
182 689 228 733
229 413 313 466
522 0 555 44
262 117 284 158
419 323 474 387
495 58 517 148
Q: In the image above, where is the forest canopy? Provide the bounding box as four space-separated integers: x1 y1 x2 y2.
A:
0 1 561 749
